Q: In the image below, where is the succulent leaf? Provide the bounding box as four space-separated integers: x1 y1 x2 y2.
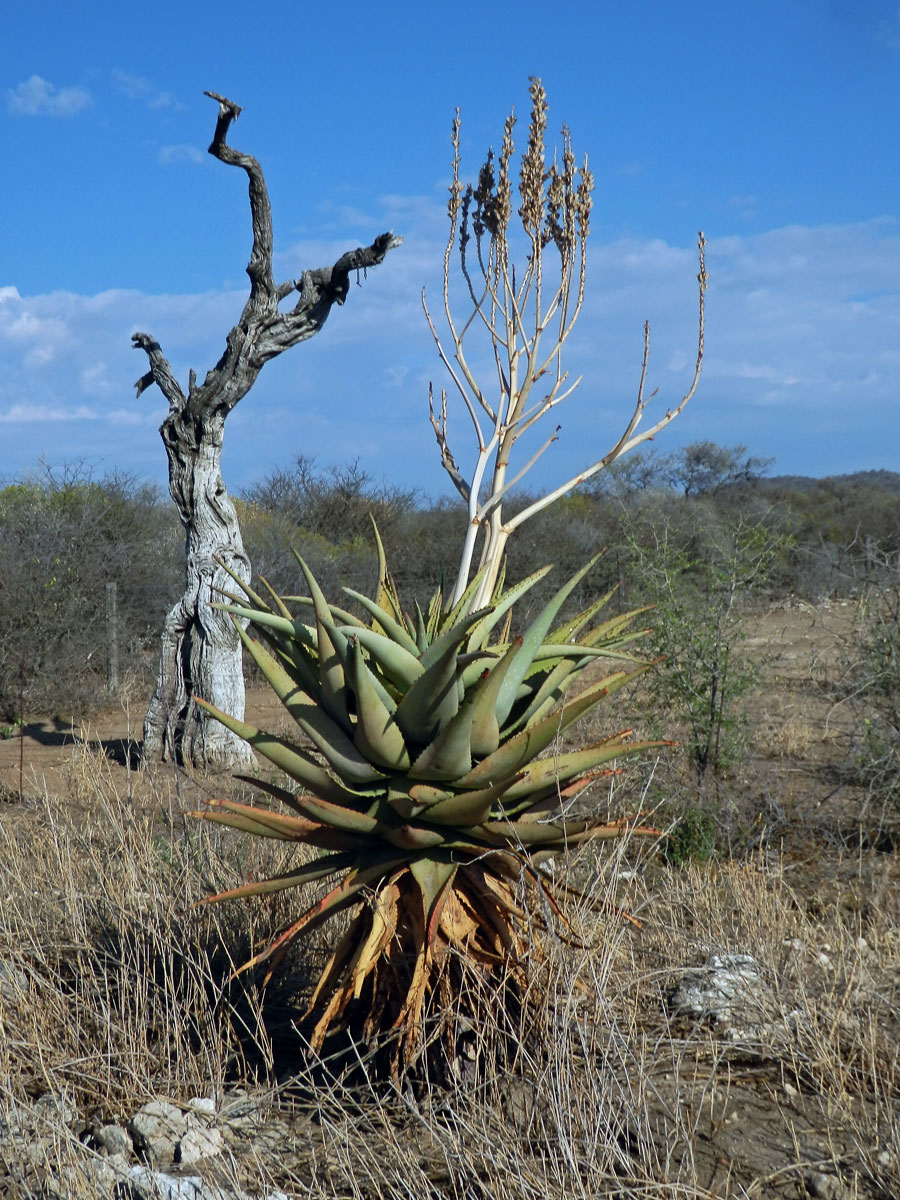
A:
494 555 601 727
468 638 523 757
342 587 420 655
235 625 385 785
466 564 553 653
334 624 423 691
348 637 412 771
200 543 664 1071
547 584 617 644
406 680 482 782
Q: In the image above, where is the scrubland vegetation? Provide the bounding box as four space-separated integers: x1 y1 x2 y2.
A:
3 444 898 816
0 445 898 1197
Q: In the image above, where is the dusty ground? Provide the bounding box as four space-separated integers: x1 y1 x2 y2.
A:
0 593 859 806
0 596 897 1199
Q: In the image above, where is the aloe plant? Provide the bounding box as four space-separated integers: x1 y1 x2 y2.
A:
193 533 663 1073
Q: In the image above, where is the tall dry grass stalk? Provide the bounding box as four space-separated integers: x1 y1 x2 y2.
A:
0 749 897 1197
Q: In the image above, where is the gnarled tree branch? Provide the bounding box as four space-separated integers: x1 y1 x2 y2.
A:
134 92 400 768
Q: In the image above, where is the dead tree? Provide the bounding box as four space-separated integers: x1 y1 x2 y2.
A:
134 92 401 768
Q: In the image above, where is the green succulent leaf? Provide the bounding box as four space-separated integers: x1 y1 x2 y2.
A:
213 556 271 613
235 625 385 785
348 637 412 771
293 554 355 732
194 698 375 808
218 604 315 650
494 555 602 728
467 638 523 757
342 587 420 655
335 624 423 691
407 677 485 781
547 584 616 644
441 565 488 630
500 735 666 804
466 565 554 653
579 606 655 648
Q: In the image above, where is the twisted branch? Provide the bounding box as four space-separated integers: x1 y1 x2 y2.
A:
134 91 401 422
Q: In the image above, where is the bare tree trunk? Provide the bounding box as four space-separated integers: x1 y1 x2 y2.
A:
140 410 253 767
134 92 400 768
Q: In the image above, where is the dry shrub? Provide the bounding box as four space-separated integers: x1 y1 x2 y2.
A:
1 753 898 1198
0 757 310 1113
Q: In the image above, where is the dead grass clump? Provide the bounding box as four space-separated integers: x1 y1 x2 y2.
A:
1 747 898 1199
0 755 314 1116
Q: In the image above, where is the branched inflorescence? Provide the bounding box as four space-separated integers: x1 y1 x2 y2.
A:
424 77 706 610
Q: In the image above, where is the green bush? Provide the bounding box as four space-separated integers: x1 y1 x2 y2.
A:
622 510 788 788
837 568 900 814
0 467 181 719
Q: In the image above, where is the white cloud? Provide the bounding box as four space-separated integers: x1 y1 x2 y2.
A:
1 212 898 489
157 144 205 166
0 403 100 423
6 75 92 118
113 70 180 110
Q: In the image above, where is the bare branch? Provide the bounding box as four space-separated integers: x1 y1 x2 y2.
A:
131 332 185 413
134 93 401 422
478 424 560 522
507 232 708 533
429 385 470 502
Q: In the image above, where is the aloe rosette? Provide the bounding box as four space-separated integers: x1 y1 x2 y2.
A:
194 536 664 1068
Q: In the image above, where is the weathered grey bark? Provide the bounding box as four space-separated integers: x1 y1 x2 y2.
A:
134 92 401 768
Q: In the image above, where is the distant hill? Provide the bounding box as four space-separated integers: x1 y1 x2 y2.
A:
757 470 900 495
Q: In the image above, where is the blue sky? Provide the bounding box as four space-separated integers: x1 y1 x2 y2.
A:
2 0 899 500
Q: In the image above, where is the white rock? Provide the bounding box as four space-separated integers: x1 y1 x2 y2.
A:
127 1165 234 1199
668 953 765 1023
129 1099 188 1164
178 1125 225 1165
188 1097 218 1117
804 1170 844 1199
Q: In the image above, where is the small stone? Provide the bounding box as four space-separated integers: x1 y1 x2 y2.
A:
33 1092 78 1129
96 1122 133 1157
668 953 766 1024
126 1165 225 1199
0 960 29 1004
805 1170 844 1199
187 1096 217 1118
177 1124 225 1165
129 1099 188 1165
220 1090 261 1129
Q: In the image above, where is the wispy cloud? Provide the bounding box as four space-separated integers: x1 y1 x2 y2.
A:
0 402 147 426
0 403 100 423
6 75 92 118
1 210 898 487
157 144 205 166
112 70 180 110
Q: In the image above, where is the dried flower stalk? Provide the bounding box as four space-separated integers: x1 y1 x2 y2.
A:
423 77 707 607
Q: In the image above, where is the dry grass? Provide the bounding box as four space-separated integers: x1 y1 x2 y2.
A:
0 744 898 1198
